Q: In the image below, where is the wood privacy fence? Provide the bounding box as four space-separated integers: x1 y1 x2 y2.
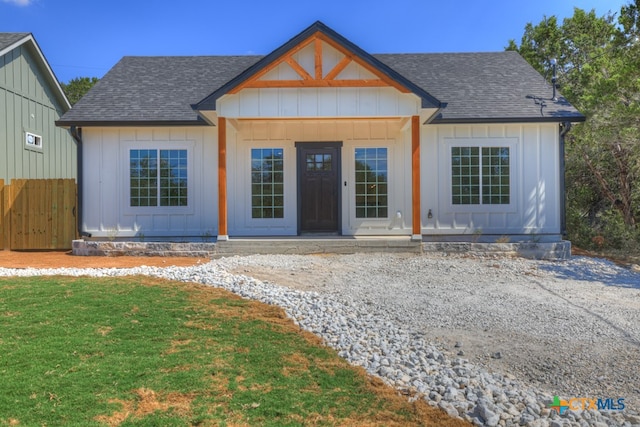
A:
0 179 77 250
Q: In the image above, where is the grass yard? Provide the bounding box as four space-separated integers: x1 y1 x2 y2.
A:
0 275 468 426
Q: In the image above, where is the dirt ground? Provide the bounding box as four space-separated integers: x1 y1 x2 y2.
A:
0 247 624 270
0 250 206 269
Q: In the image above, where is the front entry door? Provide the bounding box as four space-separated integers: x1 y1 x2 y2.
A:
296 142 342 234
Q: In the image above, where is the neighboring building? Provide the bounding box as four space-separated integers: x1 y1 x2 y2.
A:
57 21 584 243
0 33 76 182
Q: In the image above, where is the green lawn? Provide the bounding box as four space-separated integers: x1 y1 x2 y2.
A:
0 275 467 427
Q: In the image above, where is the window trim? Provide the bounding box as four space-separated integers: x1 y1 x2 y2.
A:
122 141 195 215
245 143 290 227
250 147 285 220
25 131 43 152
445 138 517 214
354 146 389 219
349 141 393 225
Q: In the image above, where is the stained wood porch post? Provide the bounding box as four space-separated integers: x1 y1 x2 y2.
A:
411 115 422 240
217 117 229 240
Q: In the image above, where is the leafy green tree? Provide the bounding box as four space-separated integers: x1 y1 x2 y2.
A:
61 76 99 105
508 2 640 252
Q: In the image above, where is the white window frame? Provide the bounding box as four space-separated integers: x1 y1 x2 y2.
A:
354 146 389 219
25 131 43 151
348 141 394 227
445 138 517 214
250 147 285 220
244 143 290 227
122 141 195 215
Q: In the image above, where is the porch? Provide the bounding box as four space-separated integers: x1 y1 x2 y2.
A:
71 237 570 260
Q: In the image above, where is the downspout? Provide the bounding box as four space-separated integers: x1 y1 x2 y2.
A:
559 122 572 238
70 126 92 238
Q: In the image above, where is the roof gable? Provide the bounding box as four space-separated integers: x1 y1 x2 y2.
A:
0 32 30 53
195 21 441 111
0 32 71 112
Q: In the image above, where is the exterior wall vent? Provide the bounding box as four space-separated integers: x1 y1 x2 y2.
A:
25 132 43 149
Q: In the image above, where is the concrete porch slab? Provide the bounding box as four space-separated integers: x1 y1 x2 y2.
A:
215 236 422 256
71 238 571 260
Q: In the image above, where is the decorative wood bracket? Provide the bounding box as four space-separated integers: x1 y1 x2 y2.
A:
229 32 410 93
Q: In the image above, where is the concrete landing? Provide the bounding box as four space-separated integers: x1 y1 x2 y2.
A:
72 238 571 260
215 237 422 256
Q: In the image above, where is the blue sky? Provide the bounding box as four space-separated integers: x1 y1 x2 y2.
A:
1 0 628 83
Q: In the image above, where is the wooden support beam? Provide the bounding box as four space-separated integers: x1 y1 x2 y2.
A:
228 31 411 94
314 38 323 80
315 32 411 93
285 56 313 80
218 117 228 240
324 56 352 80
411 115 421 239
242 79 389 89
228 36 316 94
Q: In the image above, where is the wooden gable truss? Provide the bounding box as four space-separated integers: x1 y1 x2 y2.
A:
229 32 411 94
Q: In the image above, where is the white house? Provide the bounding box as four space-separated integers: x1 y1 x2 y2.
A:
57 22 584 246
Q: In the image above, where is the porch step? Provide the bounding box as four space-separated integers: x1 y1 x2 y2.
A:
215 237 422 256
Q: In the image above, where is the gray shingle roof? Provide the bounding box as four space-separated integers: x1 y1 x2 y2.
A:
58 55 261 125
0 33 29 52
57 25 583 126
375 52 580 123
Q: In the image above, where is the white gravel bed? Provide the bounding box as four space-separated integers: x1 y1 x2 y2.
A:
1 253 639 427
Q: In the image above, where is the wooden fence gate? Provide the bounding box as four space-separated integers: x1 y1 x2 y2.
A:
1 179 77 250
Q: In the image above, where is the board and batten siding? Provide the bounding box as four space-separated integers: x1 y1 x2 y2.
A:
80 127 217 238
0 42 76 182
218 87 421 119
421 123 561 237
80 122 562 239
227 119 414 236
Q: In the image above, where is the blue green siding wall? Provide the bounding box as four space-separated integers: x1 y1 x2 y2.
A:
0 42 76 182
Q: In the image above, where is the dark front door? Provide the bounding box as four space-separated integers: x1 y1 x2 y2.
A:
296 142 342 234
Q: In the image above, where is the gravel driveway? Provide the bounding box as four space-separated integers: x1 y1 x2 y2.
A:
2 251 638 425
219 253 640 419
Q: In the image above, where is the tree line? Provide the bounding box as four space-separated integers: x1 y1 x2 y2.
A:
507 0 640 254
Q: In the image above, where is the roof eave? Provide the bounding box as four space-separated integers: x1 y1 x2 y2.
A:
55 119 211 128
0 33 29 57
431 115 586 125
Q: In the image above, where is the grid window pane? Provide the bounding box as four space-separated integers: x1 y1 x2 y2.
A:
451 146 510 205
251 148 284 219
130 149 187 207
159 150 188 207
451 147 479 205
306 153 332 171
481 147 510 205
355 148 388 218
130 149 158 207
